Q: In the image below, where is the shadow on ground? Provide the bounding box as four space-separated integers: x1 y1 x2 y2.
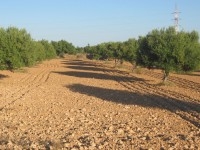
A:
53 71 144 82
67 65 107 72
67 83 200 127
56 60 146 82
67 84 199 111
56 59 200 127
61 60 97 67
0 74 9 79
181 72 200 77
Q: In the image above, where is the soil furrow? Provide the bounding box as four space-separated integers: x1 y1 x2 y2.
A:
0 68 51 111
143 69 200 92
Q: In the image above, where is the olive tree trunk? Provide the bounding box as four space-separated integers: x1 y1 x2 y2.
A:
163 70 169 82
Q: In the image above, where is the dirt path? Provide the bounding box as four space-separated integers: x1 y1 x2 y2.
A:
0 58 199 149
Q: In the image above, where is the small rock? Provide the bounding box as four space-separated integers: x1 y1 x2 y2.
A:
117 129 124 135
7 141 13 148
141 136 147 140
69 117 74 122
183 145 189 149
98 145 103 149
109 126 114 131
64 143 70 148
104 114 108 118
136 127 141 132
128 129 134 134
190 145 195 149
90 142 96 147
69 109 74 112
126 126 130 130
125 106 130 109
117 140 123 145
82 108 86 112
30 143 38 149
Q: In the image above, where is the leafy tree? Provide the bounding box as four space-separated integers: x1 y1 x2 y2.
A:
32 41 46 62
181 31 200 71
76 47 84 53
107 42 123 66
0 28 7 69
40 40 56 59
0 27 37 70
90 46 101 60
51 40 76 56
97 43 113 60
51 41 59 55
0 26 80 71
4 27 25 70
16 29 35 67
137 27 200 82
84 44 101 60
83 40 138 68
123 38 139 69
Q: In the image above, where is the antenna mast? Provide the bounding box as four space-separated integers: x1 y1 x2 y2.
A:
172 5 181 33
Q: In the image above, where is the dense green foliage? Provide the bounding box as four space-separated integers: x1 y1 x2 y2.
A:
0 27 78 71
137 27 200 81
83 27 200 81
0 27 41 70
180 31 200 72
40 40 57 59
122 39 139 66
84 38 138 67
0 25 199 80
0 27 59 70
51 40 77 57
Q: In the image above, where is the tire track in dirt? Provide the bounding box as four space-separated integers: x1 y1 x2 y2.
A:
0 63 58 111
104 70 200 128
142 69 200 93
4 69 47 99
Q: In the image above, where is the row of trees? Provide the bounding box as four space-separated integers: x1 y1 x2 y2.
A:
138 27 200 81
0 27 78 71
84 27 200 81
1 26 199 81
84 38 138 67
51 40 77 56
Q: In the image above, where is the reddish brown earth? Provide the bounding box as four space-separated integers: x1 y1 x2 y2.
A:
0 56 199 149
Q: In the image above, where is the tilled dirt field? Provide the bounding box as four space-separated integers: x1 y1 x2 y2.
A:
0 57 199 150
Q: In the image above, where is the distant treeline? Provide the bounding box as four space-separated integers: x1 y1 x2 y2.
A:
83 27 200 81
0 27 79 71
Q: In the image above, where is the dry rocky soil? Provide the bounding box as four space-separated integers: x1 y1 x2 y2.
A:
0 56 199 150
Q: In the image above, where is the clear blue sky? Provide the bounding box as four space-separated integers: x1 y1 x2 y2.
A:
0 0 199 47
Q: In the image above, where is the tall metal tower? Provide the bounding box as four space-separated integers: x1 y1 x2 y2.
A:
172 5 181 33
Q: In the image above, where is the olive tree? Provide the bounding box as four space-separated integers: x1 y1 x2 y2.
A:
137 27 200 82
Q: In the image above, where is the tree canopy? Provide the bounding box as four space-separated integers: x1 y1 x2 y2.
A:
51 40 76 57
83 27 200 82
0 25 199 80
137 27 200 81
84 39 139 67
0 27 78 71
